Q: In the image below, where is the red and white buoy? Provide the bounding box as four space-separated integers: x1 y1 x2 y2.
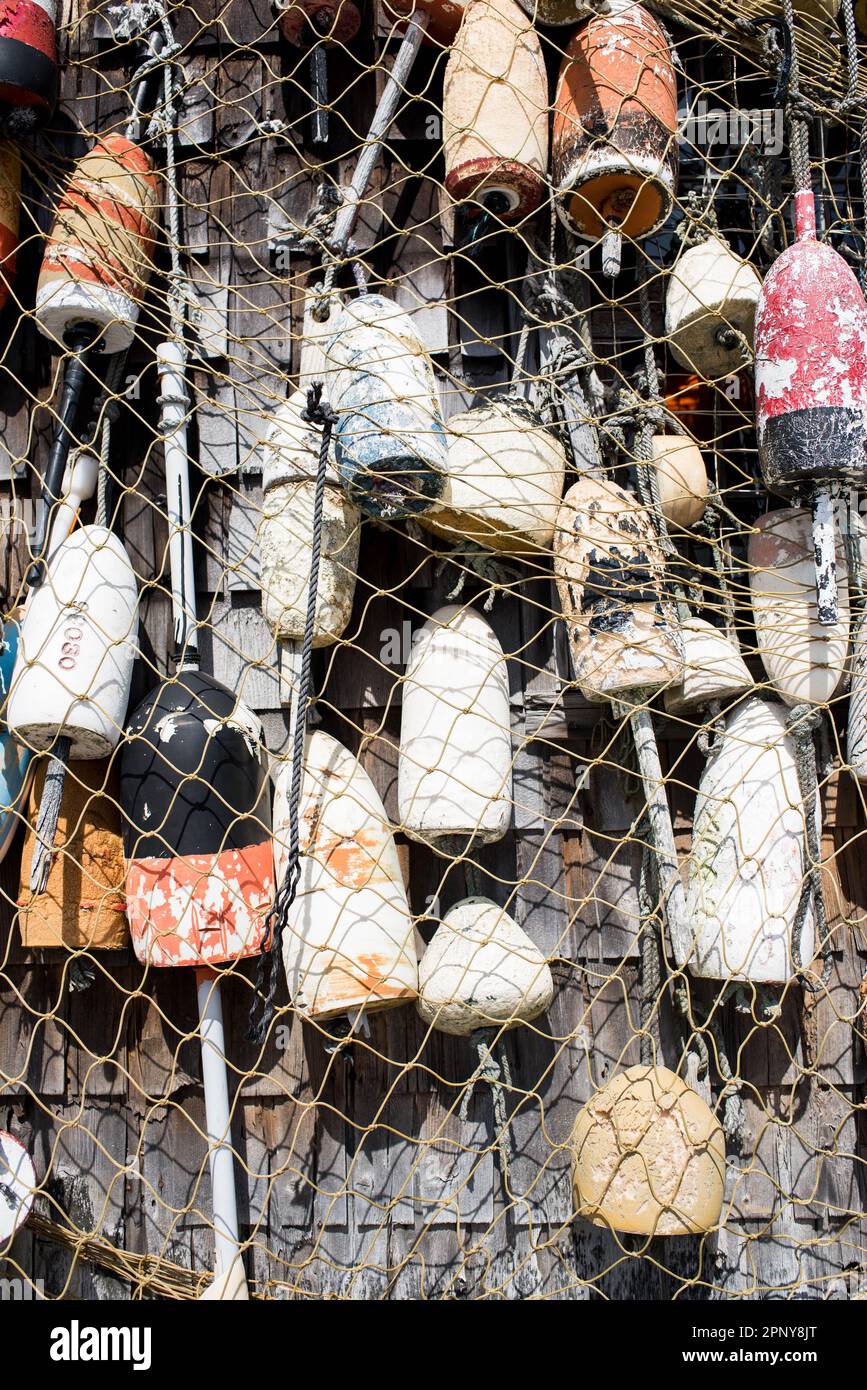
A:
0 0 57 123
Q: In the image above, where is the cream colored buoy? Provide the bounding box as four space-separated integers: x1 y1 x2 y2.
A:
665 235 762 378
749 507 849 706
258 390 360 646
398 604 512 847
419 401 566 555
553 476 683 700
417 897 553 1035
443 0 548 220
650 434 708 530
683 697 816 983
275 730 418 1020
663 616 753 715
571 1065 725 1236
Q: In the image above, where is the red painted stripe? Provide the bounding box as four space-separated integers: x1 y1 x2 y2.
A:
0 1 55 57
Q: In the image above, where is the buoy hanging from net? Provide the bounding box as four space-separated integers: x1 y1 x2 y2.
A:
0 143 20 312
648 434 708 531
663 616 753 716
570 1065 725 1236
552 0 678 276
0 0 57 125
443 0 549 221
665 234 762 379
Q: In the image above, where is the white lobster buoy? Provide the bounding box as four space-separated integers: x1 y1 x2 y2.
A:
258 390 360 645
571 1065 726 1236
554 476 683 699
650 434 708 529
663 616 753 715
683 697 816 983
398 604 512 846
419 401 566 554
327 293 447 519
665 236 762 378
275 730 418 1020
749 507 849 706
8 526 138 758
443 0 549 220
417 896 553 1035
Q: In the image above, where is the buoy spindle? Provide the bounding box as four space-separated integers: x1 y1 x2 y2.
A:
601 225 622 280
157 341 199 665
196 969 248 1301
812 485 838 625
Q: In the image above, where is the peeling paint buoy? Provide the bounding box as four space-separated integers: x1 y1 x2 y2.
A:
327 293 447 518
417 896 553 1035
552 0 678 272
121 671 274 968
0 0 57 118
419 400 566 554
663 616 753 716
665 235 762 378
649 434 709 530
398 604 513 847
571 1065 725 1236
274 729 418 1020
682 697 816 983
258 389 360 646
749 507 849 707
553 475 683 700
443 0 549 220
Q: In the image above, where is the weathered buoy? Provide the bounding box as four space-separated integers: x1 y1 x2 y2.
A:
553 476 683 700
17 758 128 949
0 1132 36 1245
120 671 273 968
327 293 447 519
0 144 19 311
649 434 708 529
682 697 816 982
258 390 360 645
0 0 56 119
552 0 678 271
663 616 753 716
274 729 418 1020
8 526 138 759
443 0 548 220
749 507 849 707
665 235 762 378
398 604 513 847
570 1065 725 1236
417 896 553 1035
0 617 33 865
419 400 566 554
35 133 159 354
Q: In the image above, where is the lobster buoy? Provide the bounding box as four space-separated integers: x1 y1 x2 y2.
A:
398 604 512 847
120 671 273 968
276 0 360 44
552 1 678 269
749 507 849 706
35 134 159 354
682 697 817 982
665 236 762 378
571 1065 725 1236
649 434 708 529
0 1132 35 1245
554 476 683 700
663 617 753 716
443 0 548 220
0 617 33 864
417 897 553 1035
382 0 467 45
17 758 128 949
258 390 360 645
419 401 566 554
0 144 19 311
8 526 138 759
274 729 418 1020
327 293 447 519
0 0 56 118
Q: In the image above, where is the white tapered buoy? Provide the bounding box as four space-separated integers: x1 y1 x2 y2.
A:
683 697 816 983
398 604 513 847
749 506 849 706
649 434 709 530
665 235 762 378
275 730 418 1021
417 896 553 1035
663 616 753 715
9 526 138 758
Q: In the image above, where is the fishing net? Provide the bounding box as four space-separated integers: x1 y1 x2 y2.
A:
1 0 866 1301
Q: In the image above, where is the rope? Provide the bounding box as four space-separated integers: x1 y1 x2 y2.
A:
459 1028 513 1174
786 704 833 992
247 385 336 1045
638 824 662 1067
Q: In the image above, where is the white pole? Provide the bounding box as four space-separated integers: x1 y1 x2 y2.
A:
156 340 199 664
812 483 838 626
195 968 249 1301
